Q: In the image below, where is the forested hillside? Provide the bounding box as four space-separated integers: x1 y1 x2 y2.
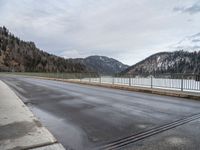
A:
0 26 87 72
72 56 129 75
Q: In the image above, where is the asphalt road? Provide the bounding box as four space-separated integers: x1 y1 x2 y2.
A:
1 75 200 150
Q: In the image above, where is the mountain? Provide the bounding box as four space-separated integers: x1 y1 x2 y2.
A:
0 26 88 72
122 51 200 76
72 56 129 75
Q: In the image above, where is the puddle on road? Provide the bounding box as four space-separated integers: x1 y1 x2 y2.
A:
166 136 188 146
137 124 148 129
28 106 91 150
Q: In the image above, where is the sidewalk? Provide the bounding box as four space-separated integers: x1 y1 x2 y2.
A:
0 80 65 150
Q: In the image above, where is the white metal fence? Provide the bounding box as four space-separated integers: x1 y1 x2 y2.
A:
81 76 200 92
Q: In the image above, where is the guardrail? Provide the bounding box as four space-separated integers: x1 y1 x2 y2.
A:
81 75 200 92
1 72 200 92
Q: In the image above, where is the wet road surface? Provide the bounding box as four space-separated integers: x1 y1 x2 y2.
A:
1 76 200 150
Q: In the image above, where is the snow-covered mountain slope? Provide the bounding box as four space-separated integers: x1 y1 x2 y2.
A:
122 51 200 75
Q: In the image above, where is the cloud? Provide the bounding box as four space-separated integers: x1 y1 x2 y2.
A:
0 0 200 65
192 39 200 42
167 32 200 51
59 49 84 59
174 1 200 14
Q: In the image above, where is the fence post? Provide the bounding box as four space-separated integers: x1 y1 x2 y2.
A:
99 76 101 84
112 76 114 85
181 76 183 92
151 76 153 88
129 75 131 86
89 73 91 83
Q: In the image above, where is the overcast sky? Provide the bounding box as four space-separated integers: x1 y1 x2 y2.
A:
1 0 200 65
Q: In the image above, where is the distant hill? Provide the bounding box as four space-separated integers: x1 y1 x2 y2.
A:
72 56 129 75
122 51 200 76
0 26 88 72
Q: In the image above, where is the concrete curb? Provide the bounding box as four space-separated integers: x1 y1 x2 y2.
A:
0 80 65 150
